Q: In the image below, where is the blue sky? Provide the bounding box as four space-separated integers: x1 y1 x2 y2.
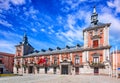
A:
0 0 120 53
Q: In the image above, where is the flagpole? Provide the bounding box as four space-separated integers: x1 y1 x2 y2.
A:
116 46 118 78
112 48 115 77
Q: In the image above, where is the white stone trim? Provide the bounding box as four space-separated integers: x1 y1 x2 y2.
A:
70 53 72 61
86 51 89 62
103 49 105 61
59 54 62 62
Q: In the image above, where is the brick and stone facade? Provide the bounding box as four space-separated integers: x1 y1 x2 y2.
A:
14 7 111 75
111 50 120 77
0 52 14 73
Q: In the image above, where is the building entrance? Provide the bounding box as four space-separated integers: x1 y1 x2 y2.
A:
45 67 47 74
0 68 3 74
61 65 68 74
53 67 56 74
28 66 34 73
75 67 79 75
94 67 99 74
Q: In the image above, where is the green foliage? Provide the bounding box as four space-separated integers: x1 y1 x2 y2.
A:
15 64 21 68
90 62 105 68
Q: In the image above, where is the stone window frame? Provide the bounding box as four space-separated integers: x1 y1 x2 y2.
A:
75 55 80 65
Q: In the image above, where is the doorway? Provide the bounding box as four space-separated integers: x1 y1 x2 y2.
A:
0 68 3 74
94 67 99 75
61 65 68 74
53 67 56 74
75 67 79 75
45 67 47 74
28 66 34 74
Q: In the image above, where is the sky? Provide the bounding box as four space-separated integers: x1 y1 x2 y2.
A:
0 0 120 53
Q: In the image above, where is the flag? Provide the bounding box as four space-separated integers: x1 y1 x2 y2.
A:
38 58 46 64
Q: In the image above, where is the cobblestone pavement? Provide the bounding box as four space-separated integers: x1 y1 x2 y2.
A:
0 74 120 83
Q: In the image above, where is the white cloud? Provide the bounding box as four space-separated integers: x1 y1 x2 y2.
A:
0 19 12 27
24 6 39 20
24 7 39 15
99 13 120 32
41 28 45 32
0 40 15 53
0 30 22 40
0 0 10 10
11 0 26 5
107 0 120 13
31 28 37 32
29 37 56 50
0 0 26 10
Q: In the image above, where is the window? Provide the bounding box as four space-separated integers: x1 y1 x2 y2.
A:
0 60 2 64
94 29 98 35
75 56 79 64
90 31 92 36
100 30 103 34
18 52 20 56
93 40 98 48
93 57 99 63
54 57 57 65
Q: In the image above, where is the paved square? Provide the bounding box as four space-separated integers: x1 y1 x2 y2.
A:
0 74 120 83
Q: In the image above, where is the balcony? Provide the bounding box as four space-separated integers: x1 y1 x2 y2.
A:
86 44 110 49
74 63 83 67
51 63 58 67
89 62 105 68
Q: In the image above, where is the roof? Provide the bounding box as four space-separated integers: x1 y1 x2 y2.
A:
83 22 111 32
23 45 83 57
111 50 120 54
0 52 14 57
15 42 34 49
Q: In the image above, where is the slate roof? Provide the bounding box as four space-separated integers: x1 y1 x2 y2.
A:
83 22 111 32
23 45 83 57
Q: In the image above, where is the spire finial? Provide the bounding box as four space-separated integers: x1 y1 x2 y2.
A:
93 6 96 14
91 6 98 25
23 32 28 44
24 31 27 37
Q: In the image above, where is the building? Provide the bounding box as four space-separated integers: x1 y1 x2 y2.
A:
14 7 111 75
111 50 120 77
0 52 14 74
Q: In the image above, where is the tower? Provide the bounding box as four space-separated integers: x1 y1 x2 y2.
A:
15 33 34 57
14 33 34 74
83 7 111 64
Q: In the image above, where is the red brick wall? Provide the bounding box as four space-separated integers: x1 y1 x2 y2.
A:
0 52 14 73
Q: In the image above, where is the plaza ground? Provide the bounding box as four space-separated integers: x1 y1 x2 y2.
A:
0 74 120 83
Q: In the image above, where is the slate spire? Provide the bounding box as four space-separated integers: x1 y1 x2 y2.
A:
91 6 98 25
23 32 28 44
